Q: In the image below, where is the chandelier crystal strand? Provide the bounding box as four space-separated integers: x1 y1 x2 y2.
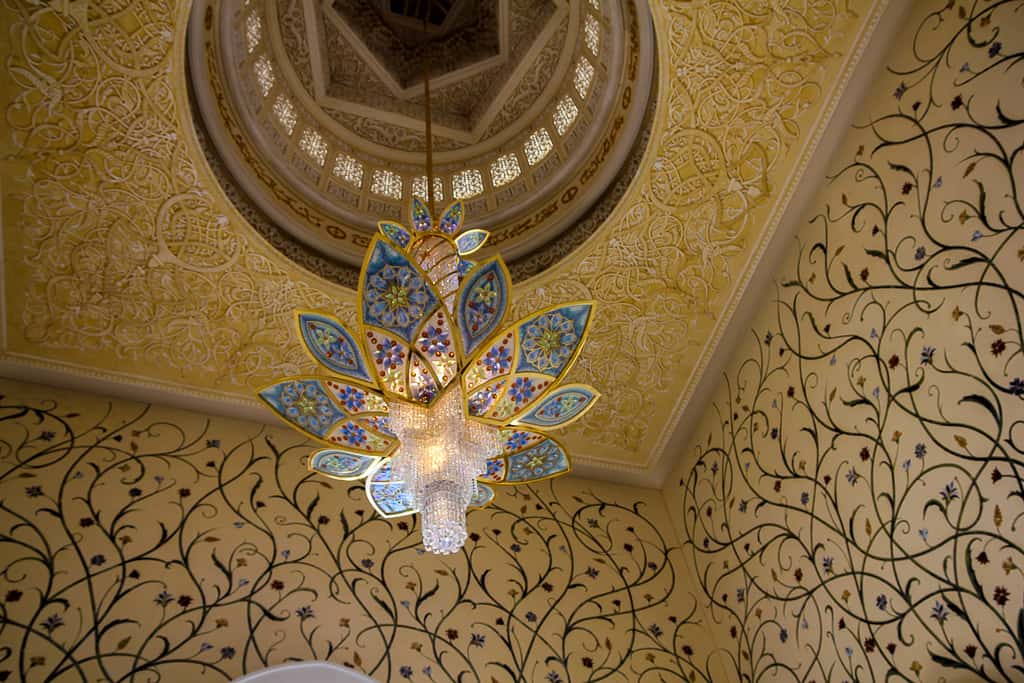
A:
388 386 503 554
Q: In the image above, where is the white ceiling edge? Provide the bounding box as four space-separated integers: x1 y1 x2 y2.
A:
0 0 908 491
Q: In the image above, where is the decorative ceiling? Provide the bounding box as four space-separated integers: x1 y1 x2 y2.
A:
0 0 889 484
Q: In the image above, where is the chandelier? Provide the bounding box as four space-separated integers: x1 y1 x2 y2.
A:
258 24 598 554
258 198 600 553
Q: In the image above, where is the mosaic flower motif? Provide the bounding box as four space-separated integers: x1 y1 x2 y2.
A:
375 338 405 370
366 265 430 330
417 324 450 357
280 381 344 434
521 311 578 373
509 377 535 404
336 385 366 413
484 345 512 374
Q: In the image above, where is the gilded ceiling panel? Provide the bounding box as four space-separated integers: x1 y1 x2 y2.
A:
0 0 885 475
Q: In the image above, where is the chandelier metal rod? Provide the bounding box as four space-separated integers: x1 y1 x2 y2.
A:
422 9 436 219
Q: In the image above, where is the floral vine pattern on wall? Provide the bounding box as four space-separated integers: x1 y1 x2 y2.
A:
0 380 705 682
675 1 1023 681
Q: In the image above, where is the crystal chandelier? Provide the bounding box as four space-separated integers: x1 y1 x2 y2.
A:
258 22 599 554
258 197 599 554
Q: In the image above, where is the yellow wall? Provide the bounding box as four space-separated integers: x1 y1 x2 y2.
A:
0 378 708 682
664 1 1024 680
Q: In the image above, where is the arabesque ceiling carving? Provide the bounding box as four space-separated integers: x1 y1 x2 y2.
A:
0 0 886 479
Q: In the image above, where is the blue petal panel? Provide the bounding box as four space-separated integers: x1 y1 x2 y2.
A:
515 303 593 377
368 482 416 517
361 238 440 343
469 484 495 509
309 450 378 480
455 229 489 255
506 438 571 483
259 379 346 439
514 384 600 430
379 222 412 249
437 201 464 234
297 312 375 386
458 259 475 276
366 458 416 517
411 198 431 232
456 258 510 357
479 457 506 483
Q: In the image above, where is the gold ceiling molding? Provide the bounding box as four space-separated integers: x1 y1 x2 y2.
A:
0 0 887 481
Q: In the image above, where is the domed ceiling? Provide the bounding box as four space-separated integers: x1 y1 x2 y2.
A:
189 0 656 285
0 0 891 484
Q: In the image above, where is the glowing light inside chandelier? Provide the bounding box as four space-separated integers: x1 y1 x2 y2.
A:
389 386 503 554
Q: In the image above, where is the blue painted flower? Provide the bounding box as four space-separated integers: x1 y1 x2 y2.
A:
366 265 430 330
736 588 745 603
780 628 789 643
846 468 859 485
876 594 888 610
470 633 485 647
90 554 106 567
505 430 531 450
738 500 748 513
914 246 926 260
374 338 405 371
509 377 535 404
585 566 599 578
155 591 174 606
200 642 213 652
522 311 578 373
989 41 1001 58
844 646 853 657
893 81 907 99
800 492 810 506
1009 378 1023 396
336 386 366 413
915 443 926 459
418 325 450 357
220 646 236 660
399 666 413 679
526 611 538 623
25 485 43 498
297 606 314 620
510 543 521 553
972 230 982 241
649 623 663 637
546 672 562 683
919 528 929 542
40 431 55 441
280 381 343 433
931 601 949 624
920 346 935 365
341 423 368 446
822 556 834 574
940 481 959 503
902 459 911 471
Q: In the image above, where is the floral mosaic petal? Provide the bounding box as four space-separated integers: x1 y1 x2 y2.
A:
366 458 416 517
414 308 460 392
479 456 507 482
515 303 593 377
469 483 495 509
360 237 440 343
437 200 464 234
258 378 347 440
309 450 379 480
322 379 388 414
455 229 489 255
455 257 510 358
410 197 431 232
502 433 571 484
378 221 412 249
513 384 600 430
296 312 376 387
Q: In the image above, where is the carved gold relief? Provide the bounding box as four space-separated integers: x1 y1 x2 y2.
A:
0 0 884 473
